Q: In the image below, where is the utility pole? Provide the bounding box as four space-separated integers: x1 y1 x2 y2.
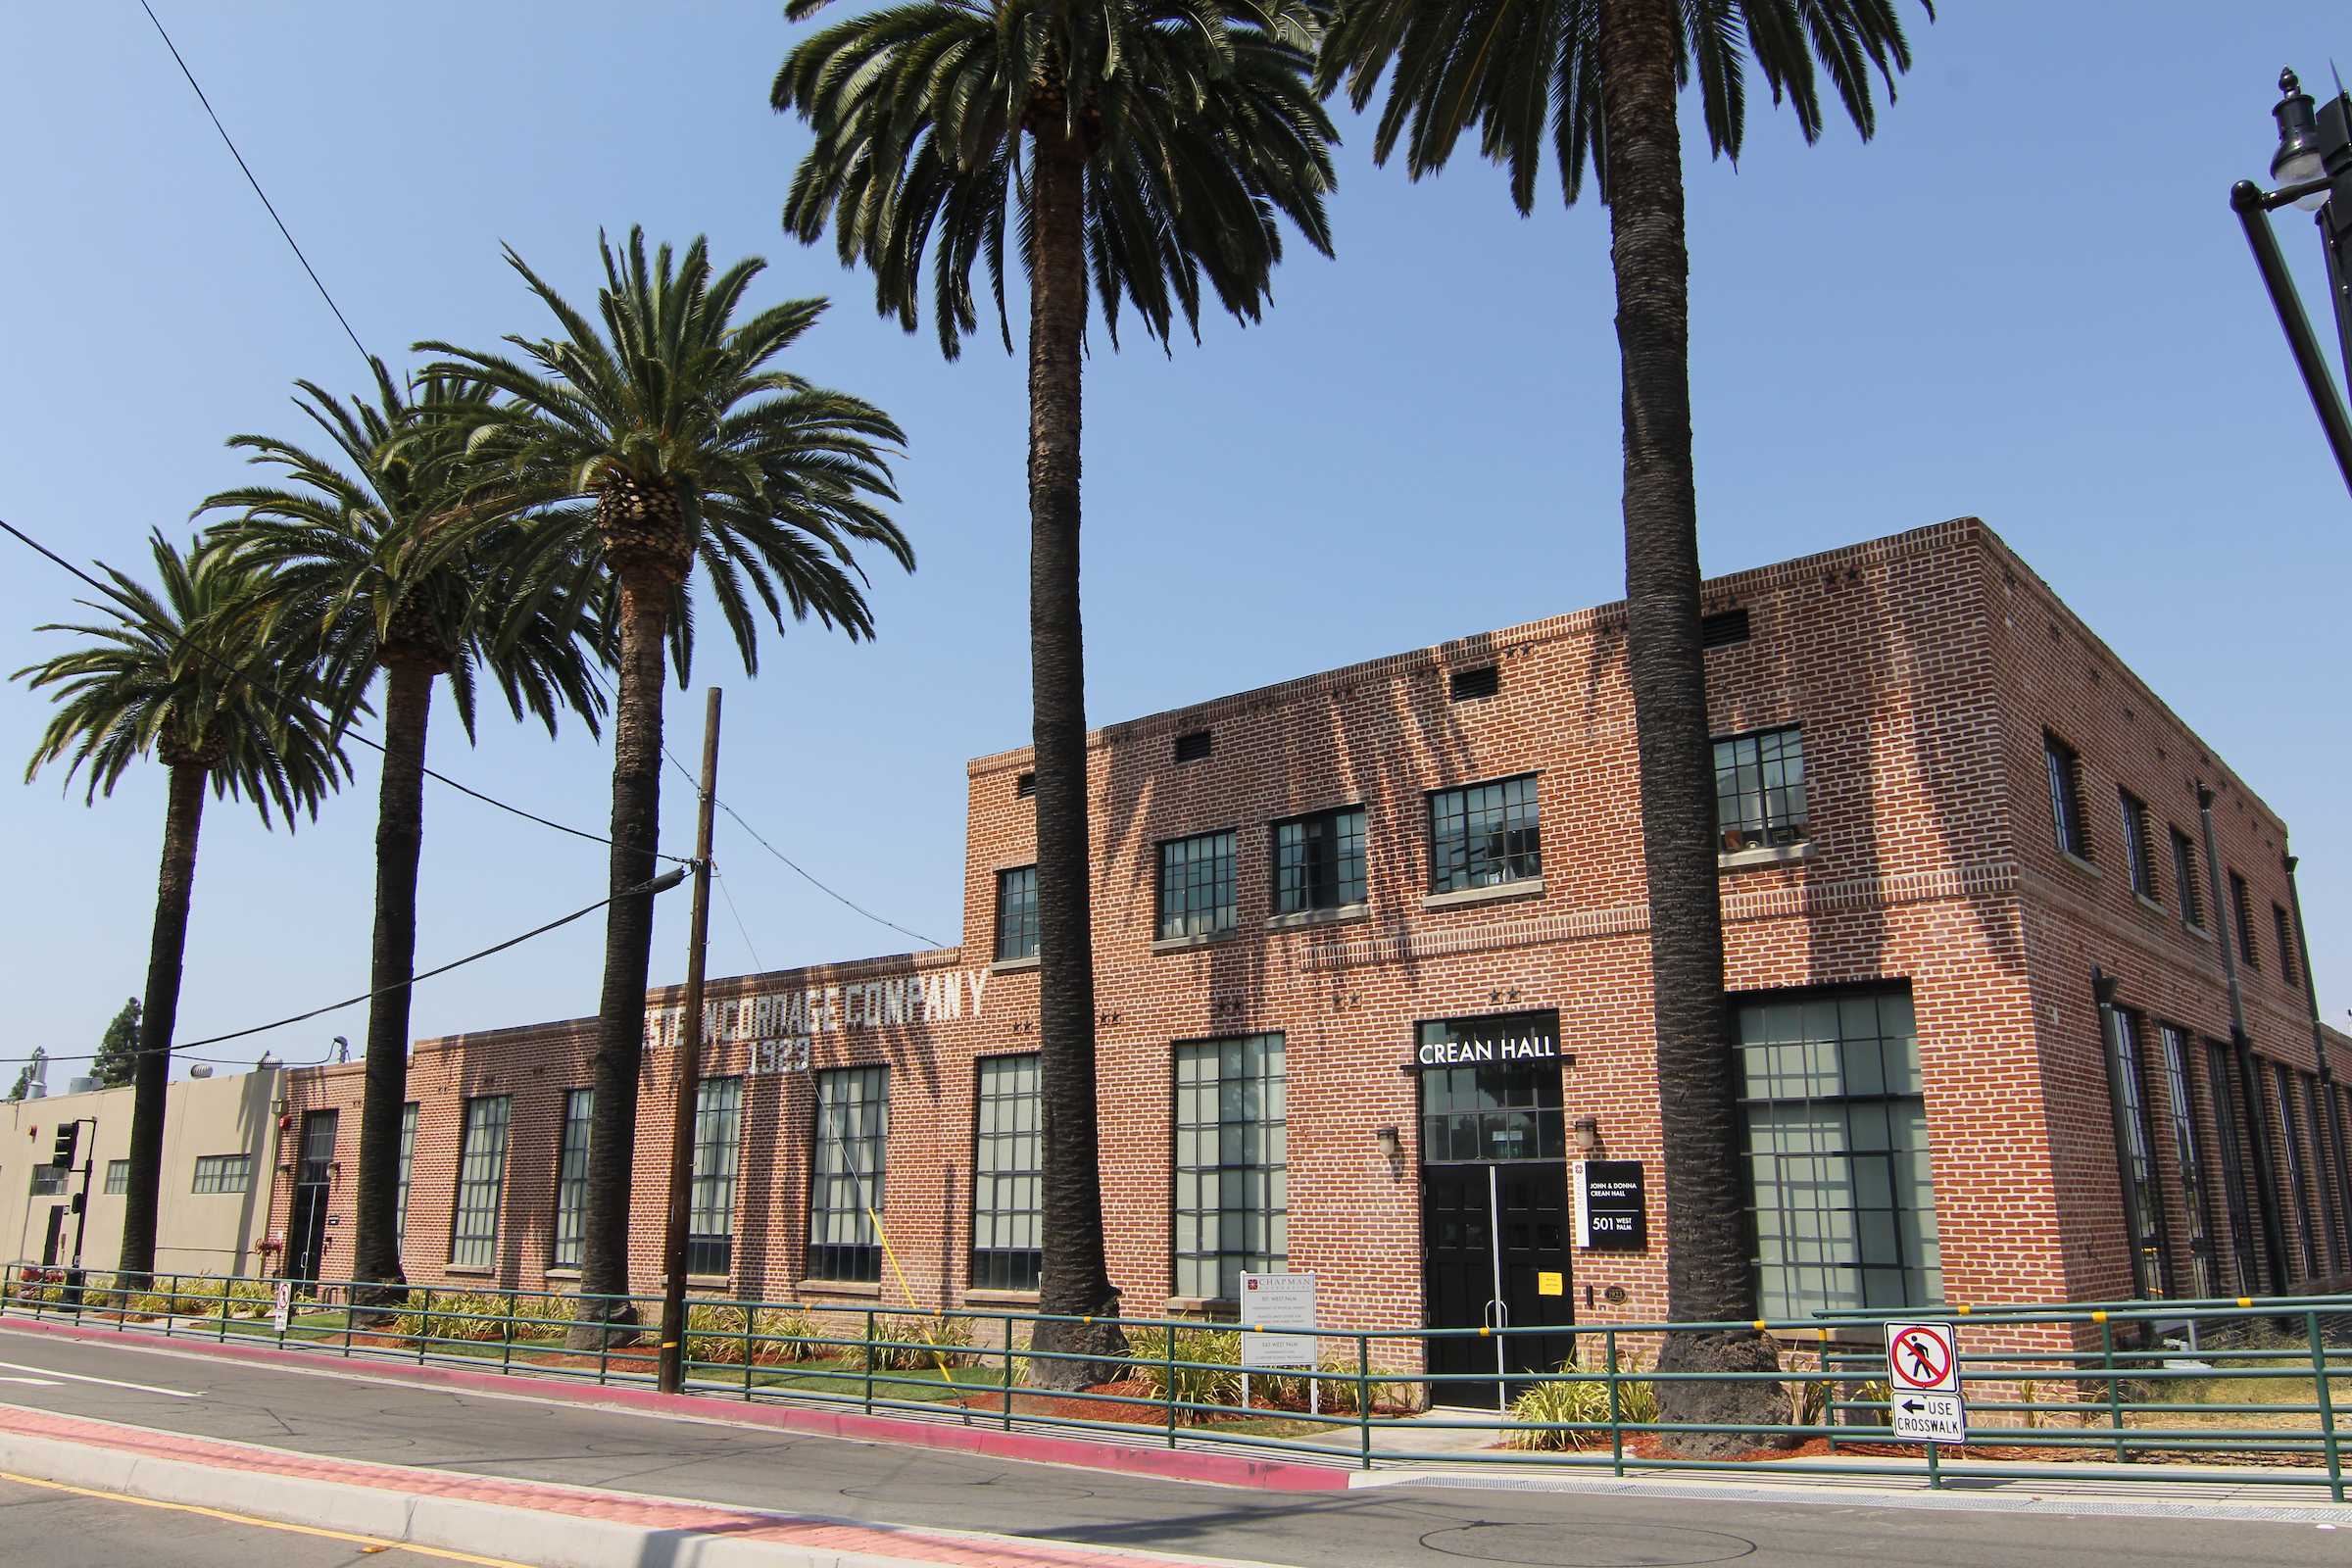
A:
658 688 721 1396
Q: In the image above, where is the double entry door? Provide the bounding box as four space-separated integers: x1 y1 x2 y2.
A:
1421 1161 1577 1408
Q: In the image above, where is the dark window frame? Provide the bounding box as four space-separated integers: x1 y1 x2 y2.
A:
687 1076 742 1279
449 1095 511 1269
1426 774 1541 894
970 1054 1043 1292
2118 790 2157 900
102 1158 128 1197
1170 1032 1287 1302
394 1101 417 1255
1715 725 1811 853
2206 1040 2264 1293
551 1087 592 1270
1157 829 1239 940
808 1064 889 1283
994 864 1040 961
2045 732 2089 859
2155 1022 2219 1300
2278 1062 2320 1281
2112 1010 2170 1297
2276 904 2300 990
1273 805 1366 913
2230 871 2260 969
2172 827 2204 927
190 1153 252 1196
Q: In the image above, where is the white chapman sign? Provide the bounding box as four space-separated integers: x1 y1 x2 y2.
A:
643 966 998 1074
1239 1271 1318 1369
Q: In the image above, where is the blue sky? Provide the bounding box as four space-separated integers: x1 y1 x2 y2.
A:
2 1 2346 1076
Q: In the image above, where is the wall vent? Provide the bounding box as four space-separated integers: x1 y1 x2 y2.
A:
1014 772 1036 799
1448 665 1500 702
1174 730 1213 764
1701 608 1751 649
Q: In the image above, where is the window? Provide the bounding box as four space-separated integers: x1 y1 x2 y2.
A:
1715 727 1810 852
27 1165 63 1198
1428 775 1541 893
1274 807 1365 913
2118 792 2157 900
2156 1025 2218 1300
808 1065 889 1282
2277 905 2300 990
103 1159 128 1196
449 1096 510 1268
190 1154 251 1195
1448 665 1499 702
2304 1071 2341 1273
2111 1011 2168 1297
1158 830 1237 940
2275 1064 2318 1281
688 1077 742 1278
2172 828 2203 926
395 1102 417 1251
2230 872 2259 969
2045 733 2087 859
1738 988 1941 1317
1173 1034 1286 1300
1701 608 1752 649
971 1054 1042 1291
2207 1041 2264 1293
994 866 1039 961
298 1110 336 1186
1418 1012 1565 1162
551 1089 592 1269
1174 729 1213 764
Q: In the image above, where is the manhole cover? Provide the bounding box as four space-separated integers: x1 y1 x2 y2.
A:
841 1478 1096 1502
1419 1523 1754 1568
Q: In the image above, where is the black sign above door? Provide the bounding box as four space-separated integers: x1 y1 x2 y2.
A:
1579 1159 1647 1250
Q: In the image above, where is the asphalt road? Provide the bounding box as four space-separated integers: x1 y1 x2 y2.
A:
0 1472 492 1568
0 1325 2344 1568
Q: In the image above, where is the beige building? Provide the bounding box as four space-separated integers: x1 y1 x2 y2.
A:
1 1067 281 1279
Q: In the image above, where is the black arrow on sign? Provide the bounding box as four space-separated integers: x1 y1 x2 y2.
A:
1902 1398 1928 1413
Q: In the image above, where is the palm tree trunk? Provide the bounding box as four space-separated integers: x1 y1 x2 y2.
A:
119 760 208 1287
352 661 434 1307
570 565 668 1347
1598 0 1780 1452
1023 120 1124 1391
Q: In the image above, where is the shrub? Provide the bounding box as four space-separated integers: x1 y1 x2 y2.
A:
865 1311 978 1372
1125 1326 1243 1418
685 1305 830 1365
1505 1355 1659 1450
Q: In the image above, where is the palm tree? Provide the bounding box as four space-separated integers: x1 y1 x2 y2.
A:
417 230 909 1342
774 0 1336 1388
1316 0 1922 1446
15 534 354 1284
201 359 612 1307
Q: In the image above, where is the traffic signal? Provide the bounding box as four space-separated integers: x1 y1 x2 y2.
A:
50 1123 77 1170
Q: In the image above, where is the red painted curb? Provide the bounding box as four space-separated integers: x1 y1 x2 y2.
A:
0 1313 1351 1492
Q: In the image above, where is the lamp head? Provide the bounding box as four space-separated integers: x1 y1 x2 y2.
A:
1572 1116 1600 1152
2273 67 2330 210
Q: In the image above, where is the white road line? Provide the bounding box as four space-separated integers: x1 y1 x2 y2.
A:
0 1379 63 1386
0 1360 201 1397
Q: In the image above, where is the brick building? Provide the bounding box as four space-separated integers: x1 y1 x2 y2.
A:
270 517 2346 1395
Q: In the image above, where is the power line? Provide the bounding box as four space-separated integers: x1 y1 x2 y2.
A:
3 515 688 863
712 867 768 974
662 745 945 950
139 0 371 369
162 867 686 1054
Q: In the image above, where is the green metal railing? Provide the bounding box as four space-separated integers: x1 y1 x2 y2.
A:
4 1265 2348 1498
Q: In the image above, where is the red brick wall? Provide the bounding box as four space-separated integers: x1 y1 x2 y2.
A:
271 517 2346 1353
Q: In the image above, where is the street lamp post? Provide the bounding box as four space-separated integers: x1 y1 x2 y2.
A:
2231 68 2352 495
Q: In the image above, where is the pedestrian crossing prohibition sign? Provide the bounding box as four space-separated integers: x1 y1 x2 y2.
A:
1885 1321 1958 1393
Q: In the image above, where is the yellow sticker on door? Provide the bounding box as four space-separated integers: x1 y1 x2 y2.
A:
1537 1271 1564 1296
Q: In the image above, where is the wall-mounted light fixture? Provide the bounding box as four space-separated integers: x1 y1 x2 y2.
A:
1374 1125 1402 1159
1572 1116 1600 1152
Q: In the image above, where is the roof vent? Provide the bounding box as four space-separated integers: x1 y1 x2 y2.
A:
1014 771 1036 800
1700 608 1751 649
1174 730 1213 764
1448 665 1499 702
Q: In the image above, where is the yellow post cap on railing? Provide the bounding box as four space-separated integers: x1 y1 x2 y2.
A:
2091 1310 2108 1322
